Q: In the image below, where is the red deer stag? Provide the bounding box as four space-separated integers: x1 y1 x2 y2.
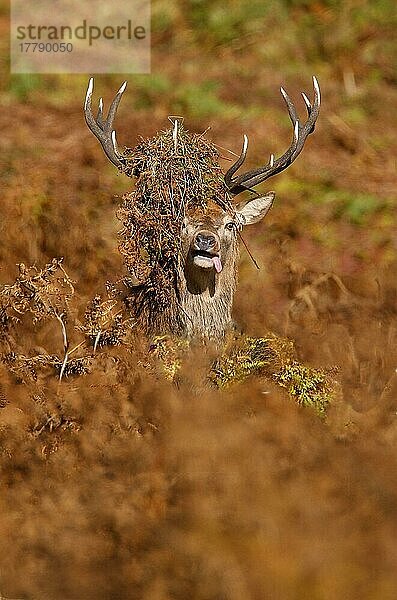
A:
84 77 320 341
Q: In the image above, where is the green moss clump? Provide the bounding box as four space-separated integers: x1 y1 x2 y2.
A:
210 334 336 415
273 362 335 415
149 335 190 381
147 332 337 416
210 335 294 387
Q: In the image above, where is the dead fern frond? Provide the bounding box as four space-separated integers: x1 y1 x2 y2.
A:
0 258 74 326
1 352 60 382
76 295 136 350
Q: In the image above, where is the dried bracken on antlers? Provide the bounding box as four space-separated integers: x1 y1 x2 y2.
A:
84 77 128 171
116 124 232 334
225 76 321 195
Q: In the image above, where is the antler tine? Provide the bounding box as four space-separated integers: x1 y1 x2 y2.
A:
106 81 127 131
306 75 320 135
224 134 249 188
225 77 321 195
84 77 127 171
96 97 104 127
280 86 299 126
301 91 312 117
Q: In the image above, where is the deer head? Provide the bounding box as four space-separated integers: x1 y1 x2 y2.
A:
84 77 320 340
178 195 275 339
182 194 274 275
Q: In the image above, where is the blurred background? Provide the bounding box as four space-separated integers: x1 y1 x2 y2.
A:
1 1 397 598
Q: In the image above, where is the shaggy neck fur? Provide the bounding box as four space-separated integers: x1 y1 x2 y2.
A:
178 246 238 341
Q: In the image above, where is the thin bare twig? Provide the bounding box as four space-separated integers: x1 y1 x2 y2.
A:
93 331 101 353
55 312 69 381
237 231 260 270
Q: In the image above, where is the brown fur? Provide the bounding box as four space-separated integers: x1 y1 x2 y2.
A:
123 194 274 341
180 255 238 340
179 203 239 340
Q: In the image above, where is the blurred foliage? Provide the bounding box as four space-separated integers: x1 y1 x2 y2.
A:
276 178 390 225
181 0 271 44
131 76 239 118
8 73 43 102
131 73 173 109
2 0 396 104
152 0 397 81
170 80 239 118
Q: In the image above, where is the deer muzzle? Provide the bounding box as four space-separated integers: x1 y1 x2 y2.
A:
192 231 222 273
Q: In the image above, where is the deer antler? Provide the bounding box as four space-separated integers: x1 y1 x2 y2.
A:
84 77 127 171
225 76 321 195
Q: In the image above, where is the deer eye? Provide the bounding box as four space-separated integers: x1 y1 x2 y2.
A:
225 222 235 231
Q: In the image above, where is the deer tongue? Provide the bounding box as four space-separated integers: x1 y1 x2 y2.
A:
212 256 223 273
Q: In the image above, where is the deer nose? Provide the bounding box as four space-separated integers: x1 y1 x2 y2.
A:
194 232 218 252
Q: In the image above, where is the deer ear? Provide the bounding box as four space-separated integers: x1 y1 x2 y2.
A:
235 192 275 226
